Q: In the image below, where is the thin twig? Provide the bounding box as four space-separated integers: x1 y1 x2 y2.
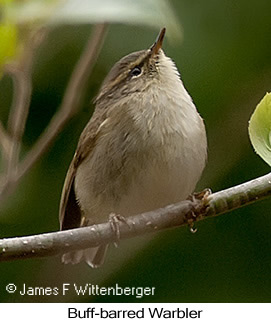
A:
0 23 107 203
0 121 11 161
5 65 32 176
0 172 270 262
7 29 46 139
16 23 108 181
0 29 47 200
5 28 47 177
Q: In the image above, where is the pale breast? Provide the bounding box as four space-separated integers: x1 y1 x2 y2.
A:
75 87 207 224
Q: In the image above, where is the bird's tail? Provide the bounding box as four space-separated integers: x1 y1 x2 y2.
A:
62 244 108 268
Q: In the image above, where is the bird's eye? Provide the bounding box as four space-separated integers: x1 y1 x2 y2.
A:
130 66 142 77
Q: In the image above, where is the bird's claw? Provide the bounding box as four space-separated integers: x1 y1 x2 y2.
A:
109 213 128 247
187 188 212 233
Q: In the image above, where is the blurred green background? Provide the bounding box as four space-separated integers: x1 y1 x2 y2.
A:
0 0 271 302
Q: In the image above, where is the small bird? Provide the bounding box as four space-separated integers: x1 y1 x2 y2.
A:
59 28 207 268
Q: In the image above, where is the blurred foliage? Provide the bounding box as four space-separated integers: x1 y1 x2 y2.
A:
0 0 271 302
249 93 271 166
5 0 181 35
0 0 181 75
0 0 17 73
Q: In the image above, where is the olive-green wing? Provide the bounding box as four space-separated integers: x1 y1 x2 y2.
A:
59 108 107 230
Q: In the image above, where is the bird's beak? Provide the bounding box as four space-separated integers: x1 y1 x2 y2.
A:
150 27 166 57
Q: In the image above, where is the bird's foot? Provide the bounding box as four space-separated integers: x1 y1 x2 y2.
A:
188 188 212 203
187 188 212 233
80 216 89 227
109 213 128 247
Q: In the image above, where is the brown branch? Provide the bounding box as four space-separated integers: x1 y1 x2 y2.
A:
0 121 11 162
0 28 47 199
5 64 32 177
7 28 46 141
0 172 271 262
0 199 198 261
0 23 107 203
6 29 47 175
16 23 108 181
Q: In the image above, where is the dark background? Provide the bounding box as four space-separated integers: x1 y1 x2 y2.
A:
0 0 271 302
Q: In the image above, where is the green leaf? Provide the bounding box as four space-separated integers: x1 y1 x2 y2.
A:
0 0 182 78
7 0 182 41
248 93 271 166
5 0 62 26
50 0 182 41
